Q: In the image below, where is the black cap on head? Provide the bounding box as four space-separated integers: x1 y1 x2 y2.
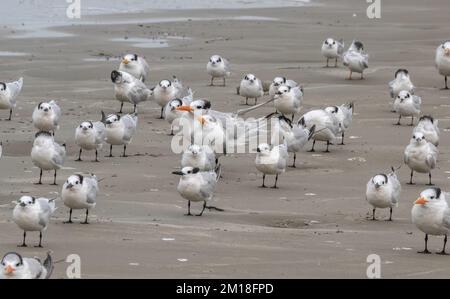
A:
75 174 84 184
419 115 434 123
35 131 53 138
111 70 121 83
0 82 6 90
433 187 442 199
395 69 409 78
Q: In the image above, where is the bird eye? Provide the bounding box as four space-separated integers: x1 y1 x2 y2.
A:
76 181 79 185
15 263 20 267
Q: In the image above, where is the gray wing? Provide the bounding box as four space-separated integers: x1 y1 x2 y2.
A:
388 79 395 98
7 77 23 105
37 198 53 227
389 174 401 205
121 114 138 142
128 81 152 104
49 101 61 124
140 57 150 80
337 39 345 55
426 144 438 169
200 172 217 199
223 58 231 73
94 121 106 145
360 53 369 68
86 177 99 204
412 95 422 110
52 142 66 166
24 258 46 279
292 87 303 105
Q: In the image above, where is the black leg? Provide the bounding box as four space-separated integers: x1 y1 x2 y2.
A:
245 97 249 105
326 58 329 67
292 114 295 122
324 141 330 153
210 77 214 86
36 169 43 185
427 173 434 186
122 145 127 157
271 174 279 189
223 77 226 87
81 210 89 224
7 109 12 121
119 102 123 114
388 208 393 221
18 231 27 247
254 98 257 106
159 107 164 119
64 209 73 224
108 144 113 157
396 115 401 126
308 140 316 152
340 132 345 145
260 174 267 188
407 170 415 185
291 153 297 168
437 235 448 255
133 105 137 113
418 234 431 254
51 170 57 185
371 208 376 221
76 148 82 161
410 117 414 126
94 150 99 162
35 232 43 248
196 202 207 217
445 76 449 90
185 201 193 216
335 58 338 67
360 72 364 80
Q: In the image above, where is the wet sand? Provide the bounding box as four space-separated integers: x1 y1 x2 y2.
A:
1 0 450 278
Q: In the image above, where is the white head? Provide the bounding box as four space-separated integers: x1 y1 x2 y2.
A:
159 80 172 90
243 74 257 84
325 106 339 115
0 82 6 95
257 143 271 156
272 77 287 87
275 85 291 97
441 41 450 56
78 121 94 134
121 54 139 67
37 102 54 115
411 132 426 145
324 38 336 48
14 196 36 210
186 144 202 156
176 99 211 114
169 98 183 111
415 188 445 208
64 174 84 192
1 253 24 277
397 90 412 103
33 131 54 146
104 114 121 128
372 174 388 190
209 55 224 66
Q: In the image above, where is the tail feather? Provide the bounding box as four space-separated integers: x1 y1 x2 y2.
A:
43 252 53 279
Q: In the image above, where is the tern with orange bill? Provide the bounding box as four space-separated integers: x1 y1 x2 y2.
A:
0 252 53 279
412 188 450 254
119 53 150 82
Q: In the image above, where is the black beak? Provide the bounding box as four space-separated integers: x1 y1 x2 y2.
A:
257 148 261 153
20 203 26 207
44 108 49 112
66 183 74 189
172 171 184 176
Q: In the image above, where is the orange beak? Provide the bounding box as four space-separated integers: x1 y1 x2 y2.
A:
197 117 207 126
415 197 428 205
6 265 14 274
122 59 129 65
176 106 193 112
445 49 450 55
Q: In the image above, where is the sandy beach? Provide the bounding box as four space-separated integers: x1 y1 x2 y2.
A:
1 0 450 278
